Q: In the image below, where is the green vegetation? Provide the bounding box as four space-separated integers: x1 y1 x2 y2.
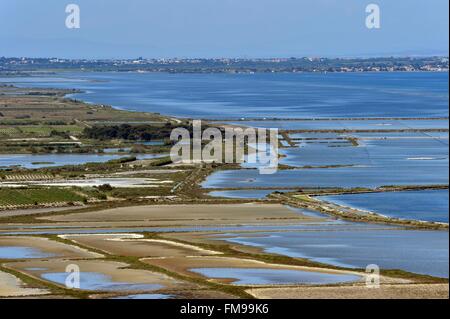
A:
0 188 85 206
83 123 190 141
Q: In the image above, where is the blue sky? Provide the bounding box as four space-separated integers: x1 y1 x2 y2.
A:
0 0 448 58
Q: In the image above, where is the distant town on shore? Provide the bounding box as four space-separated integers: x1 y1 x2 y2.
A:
1 56 448 74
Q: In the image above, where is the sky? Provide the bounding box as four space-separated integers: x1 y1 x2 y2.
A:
0 0 448 59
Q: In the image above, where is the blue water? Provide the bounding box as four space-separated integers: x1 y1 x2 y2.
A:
346 132 449 139
0 153 165 169
208 189 294 199
0 246 54 259
136 141 165 146
202 165 449 189
0 221 389 236
102 148 131 153
190 268 361 285
218 229 449 278
204 133 449 188
41 272 162 292
1 72 448 119
319 189 449 223
229 119 449 130
279 136 449 168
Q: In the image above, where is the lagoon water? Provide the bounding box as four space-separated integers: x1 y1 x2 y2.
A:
1 71 448 280
218 229 449 278
318 189 449 223
0 246 53 259
0 153 165 169
190 268 361 285
204 136 449 188
279 135 449 168
1 72 448 119
229 119 449 131
208 189 294 199
41 272 162 292
202 165 449 189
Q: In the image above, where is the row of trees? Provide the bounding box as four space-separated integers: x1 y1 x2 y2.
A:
83 123 191 141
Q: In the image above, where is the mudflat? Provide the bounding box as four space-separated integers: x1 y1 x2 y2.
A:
60 234 221 257
0 236 102 259
141 256 364 282
0 270 49 297
247 284 450 299
5 259 189 292
41 204 321 226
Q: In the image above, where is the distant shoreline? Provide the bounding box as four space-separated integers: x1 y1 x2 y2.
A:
1 56 448 74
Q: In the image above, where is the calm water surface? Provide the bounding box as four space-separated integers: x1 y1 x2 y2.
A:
0 247 54 259
0 153 165 169
1 72 448 119
318 189 449 223
208 189 294 199
41 272 162 291
190 268 361 285
217 229 449 278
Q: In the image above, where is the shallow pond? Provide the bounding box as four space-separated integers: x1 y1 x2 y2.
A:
135 141 165 146
318 189 449 223
0 246 54 259
1 220 387 236
32 177 170 188
190 268 361 285
280 136 449 168
41 272 162 292
205 135 449 188
226 119 449 130
208 189 294 199
218 229 449 278
202 165 448 189
0 153 166 169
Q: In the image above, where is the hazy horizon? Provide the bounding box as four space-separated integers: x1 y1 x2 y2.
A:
1 0 449 59
2 54 449 60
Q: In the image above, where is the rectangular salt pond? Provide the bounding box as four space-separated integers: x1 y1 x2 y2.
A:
135 141 165 146
190 268 361 285
317 189 449 223
41 272 162 292
279 136 449 167
289 133 341 139
24 177 172 188
202 164 449 189
217 229 449 278
0 247 54 259
0 221 390 236
208 189 294 199
227 135 449 184
0 153 166 169
225 119 449 131
347 131 449 139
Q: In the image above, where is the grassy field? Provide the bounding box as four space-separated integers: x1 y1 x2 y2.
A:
0 188 85 206
0 86 169 124
0 125 84 137
0 126 20 136
18 125 84 136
